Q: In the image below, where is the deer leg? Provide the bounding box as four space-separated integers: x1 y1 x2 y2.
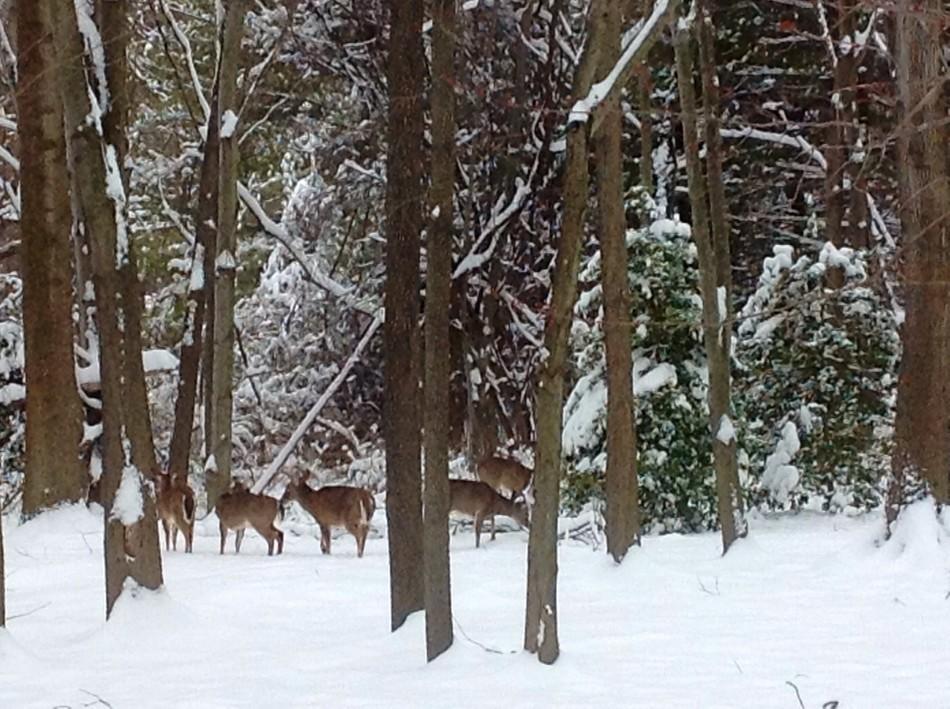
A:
171 524 179 551
354 525 367 558
219 523 227 555
161 519 171 551
235 528 245 554
185 525 193 553
490 514 497 541
474 514 482 549
320 525 331 554
275 528 284 555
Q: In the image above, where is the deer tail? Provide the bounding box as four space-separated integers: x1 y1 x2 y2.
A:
182 494 196 524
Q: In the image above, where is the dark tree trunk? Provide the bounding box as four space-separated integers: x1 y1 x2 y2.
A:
675 13 746 555
169 78 221 486
52 0 163 616
886 0 950 528
385 0 425 632
100 0 159 479
594 0 639 562
422 0 456 663
208 1 247 510
17 0 86 517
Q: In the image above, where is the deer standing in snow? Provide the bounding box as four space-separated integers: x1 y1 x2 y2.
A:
474 454 533 502
216 483 284 556
280 472 376 558
156 470 196 553
449 479 529 548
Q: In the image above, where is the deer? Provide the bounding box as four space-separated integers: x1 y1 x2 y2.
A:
473 454 533 502
280 472 375 558
156 470 196 553
449 479 529 548
216 482 284 556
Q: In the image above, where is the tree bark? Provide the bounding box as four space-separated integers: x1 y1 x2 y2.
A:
886 0 950 528
524 1 607 666
593 0 639 562
385 0 425 632
52 0 163 616
675 15 746 555
168 83 220 484
99 0 159 479
16 0 86 517
423 0 456 662
208 1 247 510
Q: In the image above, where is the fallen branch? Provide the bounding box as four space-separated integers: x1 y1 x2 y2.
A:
251 310 383 494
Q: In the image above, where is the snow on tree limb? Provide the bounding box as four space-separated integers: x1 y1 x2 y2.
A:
568 0 678 132
251 310 384 494
158 0 211 121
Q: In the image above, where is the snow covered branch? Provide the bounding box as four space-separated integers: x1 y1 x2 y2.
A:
251 310 384 494
568 0 679 131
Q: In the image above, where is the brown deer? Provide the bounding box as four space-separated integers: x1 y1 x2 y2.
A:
216 483 284 556
449 479 529 548
156 471 196 553
280 473 375 558
474 455 533 502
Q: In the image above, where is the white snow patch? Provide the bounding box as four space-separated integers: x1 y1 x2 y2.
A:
112 462 144 526
716 414 736 445
220 110 239 138
761 421 801 504
216 250 237 271
634 362 677 397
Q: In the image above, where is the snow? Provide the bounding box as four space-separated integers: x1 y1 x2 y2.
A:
189 244 205 292
215 249 237 271
111 462 144 526
220 109 239 139
568 0 671 125
0 382 24 405
716 414 736 445
3 504 949 707
761 421 802 504
634 362 677 396
77 349 179 389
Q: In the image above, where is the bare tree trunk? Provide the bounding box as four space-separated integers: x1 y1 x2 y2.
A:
99 0 159 478
524 1 607 666
385 0 425 632
208 1 247 509
675 14 746 555
593 0 639 562
423 0 456 663
885 0 950 528
16 0 86 517
52 0 163 616
628 1 653 193
168 83 220 483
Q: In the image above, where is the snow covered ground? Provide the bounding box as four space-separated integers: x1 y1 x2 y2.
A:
2 503 949 708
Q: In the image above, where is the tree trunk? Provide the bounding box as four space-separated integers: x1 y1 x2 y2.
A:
99 0 159 479
524 0 607 666
52 0 163 616
675 15 746 555
593 0 639 562
886 0 950 528
628 1 653 193
168 83 221 483
385 0 425 632
422 0 456 663
16 0 86 517
208 1 247 509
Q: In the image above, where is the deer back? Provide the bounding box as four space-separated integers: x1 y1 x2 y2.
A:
217 486 280 529
292 483 375 528
475 456 533 495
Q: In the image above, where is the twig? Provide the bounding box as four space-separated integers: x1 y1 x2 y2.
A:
80 688 114 708
452 614 516 655
698 576 720 596
786 680 805 709
6 601 52 621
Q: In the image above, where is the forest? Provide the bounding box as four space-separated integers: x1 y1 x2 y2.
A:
0 0 948 706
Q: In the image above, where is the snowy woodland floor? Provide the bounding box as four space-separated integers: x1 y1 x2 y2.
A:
1 503 949 708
